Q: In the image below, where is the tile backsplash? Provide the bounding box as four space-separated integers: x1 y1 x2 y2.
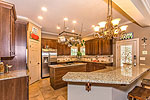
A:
57 55 113 63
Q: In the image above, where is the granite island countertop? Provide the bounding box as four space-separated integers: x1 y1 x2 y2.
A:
0 70 28 81
57 60 113 64
63 65 150 85
49 63 87 68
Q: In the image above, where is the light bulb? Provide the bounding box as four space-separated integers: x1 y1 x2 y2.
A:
120 25 128 31
64 17 68 21
72 20 77 24
94 26 100 32
98 21 107 28
111 18 121 26
114 29 119 34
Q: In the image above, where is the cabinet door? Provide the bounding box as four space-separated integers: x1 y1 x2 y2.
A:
92 39 99 55
57 43 63 55
94 63 106 71
102 39 112 55
10 10 15 56
98 39 102 55
0 7 11 57
86 63 94 72
85 41 89 55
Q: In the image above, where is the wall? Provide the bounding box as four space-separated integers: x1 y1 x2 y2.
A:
41 33 57 40
2 21 27 70
120 23 150 66
82 23 150 66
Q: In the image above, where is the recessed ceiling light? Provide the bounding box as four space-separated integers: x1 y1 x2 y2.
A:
57 26 61 30
38 16 43 20
64 17 68 21
92 25 95 28
72 20 77 24
41 7 47 12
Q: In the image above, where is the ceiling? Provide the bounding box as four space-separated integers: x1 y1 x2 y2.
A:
113 0 150 27
4 0 130 36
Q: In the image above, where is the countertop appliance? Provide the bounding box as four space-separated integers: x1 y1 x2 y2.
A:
41 49 57 78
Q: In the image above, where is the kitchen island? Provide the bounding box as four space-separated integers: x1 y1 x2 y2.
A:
63 65 150 100
49 63 87 89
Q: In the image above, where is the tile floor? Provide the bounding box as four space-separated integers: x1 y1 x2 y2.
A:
29 78 67 100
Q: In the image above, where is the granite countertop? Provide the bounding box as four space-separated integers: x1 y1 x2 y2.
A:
49 63 87 68
0 70 28 81
81 61 113 64
63 65 150 85
57 60 113 64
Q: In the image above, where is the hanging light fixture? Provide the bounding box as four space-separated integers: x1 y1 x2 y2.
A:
93 0 128 39
57 18 84 47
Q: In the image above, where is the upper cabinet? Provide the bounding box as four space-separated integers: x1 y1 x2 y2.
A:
0 1 17 57
85 39 99 55
41 38 57 49
85 39 112 55
101 39 112 55
41 38 71 55
57 43 71 55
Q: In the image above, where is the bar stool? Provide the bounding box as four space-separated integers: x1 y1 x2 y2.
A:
141 79 150 88
128 86 150 100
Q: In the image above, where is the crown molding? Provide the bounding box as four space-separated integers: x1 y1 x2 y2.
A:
17 15 42 28
42 31 58 36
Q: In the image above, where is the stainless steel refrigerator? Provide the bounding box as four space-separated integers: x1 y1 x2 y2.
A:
41 49 57 78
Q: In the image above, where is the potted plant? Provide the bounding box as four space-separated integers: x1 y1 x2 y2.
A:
77 51 82 59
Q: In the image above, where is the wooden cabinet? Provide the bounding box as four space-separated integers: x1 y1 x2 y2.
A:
50 64 86 89
85 39 99 55
57 43 71 55
92 39 99 55
2 21 27 71
0 76 29 100
102 39 112 55
41 38 57 49
0 1 16 57
85 41 90 55
86 62 112 72
85 39 112 55
86 62 95 72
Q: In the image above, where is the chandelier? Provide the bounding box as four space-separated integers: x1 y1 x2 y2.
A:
57 18 84 47
93 0 128 39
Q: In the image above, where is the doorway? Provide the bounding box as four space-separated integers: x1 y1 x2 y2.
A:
116 38 139 67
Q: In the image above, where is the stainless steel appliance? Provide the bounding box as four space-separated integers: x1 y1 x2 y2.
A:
41 49 57 78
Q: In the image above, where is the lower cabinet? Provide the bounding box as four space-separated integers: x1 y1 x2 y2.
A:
50 65 86 89
86 62 112 72
0 76 29 100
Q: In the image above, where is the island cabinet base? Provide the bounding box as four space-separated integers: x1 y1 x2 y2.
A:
50 64 86 90
67 79 143 100
0 76 29 100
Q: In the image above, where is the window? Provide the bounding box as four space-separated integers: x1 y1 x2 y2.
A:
80 46 85 56
71 47 78 56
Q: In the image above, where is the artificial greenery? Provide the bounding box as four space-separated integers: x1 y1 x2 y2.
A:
77 51 82 57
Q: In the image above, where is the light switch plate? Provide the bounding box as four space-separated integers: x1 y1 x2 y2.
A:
140 57 146 60
142 51 148 55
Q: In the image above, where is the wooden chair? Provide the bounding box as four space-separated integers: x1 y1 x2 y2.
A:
128 86 150 100
141 79 150 88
